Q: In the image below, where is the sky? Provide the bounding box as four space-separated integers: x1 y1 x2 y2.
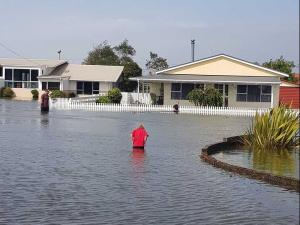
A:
0 0 299 71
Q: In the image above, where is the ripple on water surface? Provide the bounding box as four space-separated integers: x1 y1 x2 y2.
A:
0 99 299 225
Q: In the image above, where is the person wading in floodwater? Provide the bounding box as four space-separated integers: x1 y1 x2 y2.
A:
131 124 149 149
41 90 50 113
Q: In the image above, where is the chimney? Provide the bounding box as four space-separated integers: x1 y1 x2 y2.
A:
191 39 195 62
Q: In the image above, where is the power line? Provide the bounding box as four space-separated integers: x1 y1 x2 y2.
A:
0 41 46 67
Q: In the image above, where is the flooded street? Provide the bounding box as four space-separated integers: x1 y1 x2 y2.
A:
0 99 299 224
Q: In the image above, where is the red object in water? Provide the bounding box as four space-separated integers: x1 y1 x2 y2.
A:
131 127 149 148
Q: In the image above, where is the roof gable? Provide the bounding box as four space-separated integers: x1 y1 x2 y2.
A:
157 54 288 77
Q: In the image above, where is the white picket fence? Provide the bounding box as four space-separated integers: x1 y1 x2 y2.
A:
72 92 151 104
49 98 272 117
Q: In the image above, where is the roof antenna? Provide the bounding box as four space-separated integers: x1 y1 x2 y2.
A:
57 50 62 60
191 40 195 62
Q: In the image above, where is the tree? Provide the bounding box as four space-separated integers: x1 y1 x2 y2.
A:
114 39 136 61
146 52 169 72
83 41 120 65
187 87 222 106
118 60 142 92
262 56 296 81
83 39 142 91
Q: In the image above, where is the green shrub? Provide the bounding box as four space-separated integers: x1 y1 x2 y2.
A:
49 90 65 98
187 87 222 106
244 105 299 151
31 89 39 100
63 92 76 98
107 88 122 103
0 87 15 98
150 93 157 104
96 95 110 103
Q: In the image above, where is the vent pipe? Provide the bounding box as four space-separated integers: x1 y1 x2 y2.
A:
191 39 195 62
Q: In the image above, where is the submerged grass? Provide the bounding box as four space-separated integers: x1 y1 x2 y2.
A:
244 105 299 151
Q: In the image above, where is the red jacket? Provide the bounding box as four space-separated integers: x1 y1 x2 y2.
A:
131 128 149 147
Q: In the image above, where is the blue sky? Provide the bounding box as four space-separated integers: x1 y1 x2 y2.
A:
0 0 299 70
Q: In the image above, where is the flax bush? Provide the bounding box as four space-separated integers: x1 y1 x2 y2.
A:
244 105 299 151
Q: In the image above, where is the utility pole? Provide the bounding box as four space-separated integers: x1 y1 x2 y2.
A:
57 50 62 60
191 39 195 62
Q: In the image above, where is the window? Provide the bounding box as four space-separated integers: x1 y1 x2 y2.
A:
0 67 2 77
42 82 47 90
261 85 271 102
236 85 271 102
171 83 204 100
5 69 12 80
77 81 99 95
237 85 247 102
48 82 60 90
214 83 224 94
171 83 181 99
31 70 38 81
92 82 99 94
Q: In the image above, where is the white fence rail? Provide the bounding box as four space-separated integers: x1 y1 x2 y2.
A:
50 98 273 117
71 92 151 104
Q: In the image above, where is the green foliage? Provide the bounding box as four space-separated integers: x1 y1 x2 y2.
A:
83 39 142 92
96 95 110 103
119 61 142 92
83 41 120 65
145 51 169 72
262 56 295 80
107 88 122 103
49 90 65 98
187 87 222 106
244 105 299 151
150 93 157 104
114 39 136 60
64 92 76 98
0 87 15 98
31 89 39 100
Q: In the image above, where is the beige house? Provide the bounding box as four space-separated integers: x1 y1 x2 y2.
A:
131 54 288 108
0 58 124 99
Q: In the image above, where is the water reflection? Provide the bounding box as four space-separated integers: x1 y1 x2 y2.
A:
40 113 49 127
131 148 145 173
252 149 297 177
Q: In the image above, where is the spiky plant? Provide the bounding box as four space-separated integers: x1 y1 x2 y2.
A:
244 105 299 151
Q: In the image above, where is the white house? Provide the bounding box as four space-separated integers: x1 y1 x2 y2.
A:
130 54 288 108
0 58 124 99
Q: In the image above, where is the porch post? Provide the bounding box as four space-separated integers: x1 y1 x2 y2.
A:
137 79 140 104
271 84 274 108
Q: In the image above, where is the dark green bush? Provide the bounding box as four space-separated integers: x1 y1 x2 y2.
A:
150 93 157 104
96 95 110 103
49 90 65 98
0 87 15 98
63 92 76 98
107 88 122 103
187 87 222 106
31 89 39 100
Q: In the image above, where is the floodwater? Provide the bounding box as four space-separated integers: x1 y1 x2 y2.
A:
0 99 299 225
214 149 299 179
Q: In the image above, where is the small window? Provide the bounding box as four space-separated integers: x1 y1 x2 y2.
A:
31 70 39 81
48 82 60 90
171 83 181 91
5 69 12 80
171 83 181 100
181 83 195 99
42 82 47 90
